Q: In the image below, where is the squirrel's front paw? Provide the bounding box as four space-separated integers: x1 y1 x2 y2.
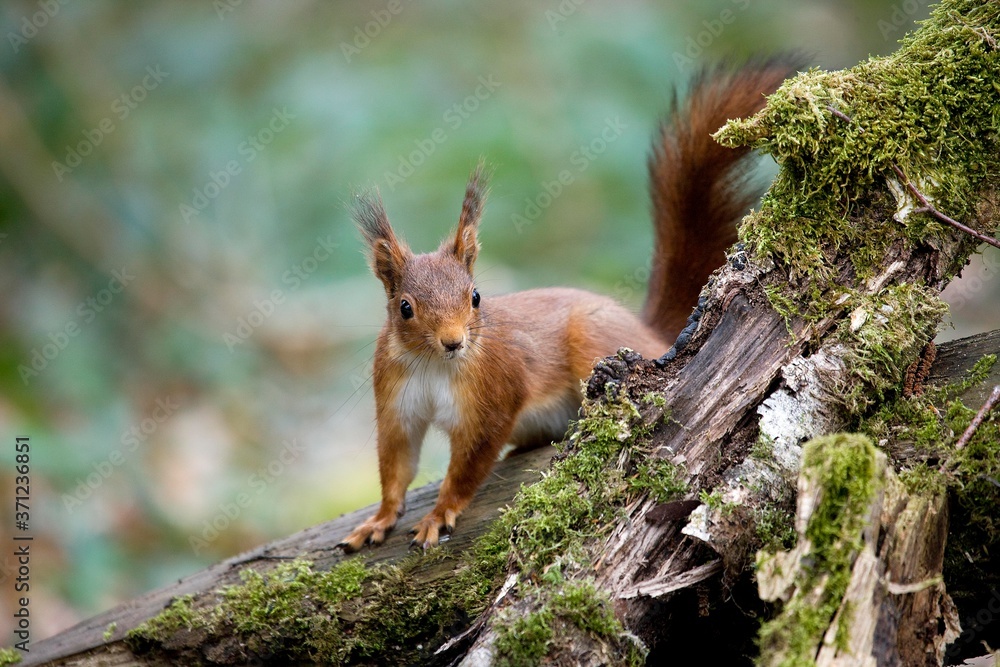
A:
338 515 397 552
409 508 458 549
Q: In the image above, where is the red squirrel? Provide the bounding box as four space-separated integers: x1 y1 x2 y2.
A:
339 59 800 551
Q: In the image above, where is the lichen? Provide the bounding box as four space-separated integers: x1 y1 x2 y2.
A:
756 434 881 666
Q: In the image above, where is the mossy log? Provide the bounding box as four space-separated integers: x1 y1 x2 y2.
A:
16 1 1000 665
19 445 558 666
19 329 1000 667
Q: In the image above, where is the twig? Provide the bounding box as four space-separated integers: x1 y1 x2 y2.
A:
826 107 1000 249
955 385 1000 451
826 105 856 126
891 164 1000 250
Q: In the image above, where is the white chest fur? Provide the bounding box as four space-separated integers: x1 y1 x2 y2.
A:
395 356 461 433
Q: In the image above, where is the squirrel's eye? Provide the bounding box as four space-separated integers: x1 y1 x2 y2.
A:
400 299 414 319
471 289 480 308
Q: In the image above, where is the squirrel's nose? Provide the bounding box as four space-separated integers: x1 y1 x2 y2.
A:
442 338 463 352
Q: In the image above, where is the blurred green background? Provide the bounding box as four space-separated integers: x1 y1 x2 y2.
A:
1 0 997 644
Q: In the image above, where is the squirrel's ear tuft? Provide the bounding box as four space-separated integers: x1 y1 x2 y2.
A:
353 190 410 296
449 161 490 272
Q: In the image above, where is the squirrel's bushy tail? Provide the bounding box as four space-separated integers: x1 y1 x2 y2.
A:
643 57 803 342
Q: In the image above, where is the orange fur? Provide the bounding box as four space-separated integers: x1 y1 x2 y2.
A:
339 61 802 551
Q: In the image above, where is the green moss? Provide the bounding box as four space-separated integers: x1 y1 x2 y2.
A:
103 622 117 642
642 391 667 408
754 502 798 552
835 600 854 652
550 580 624 638
757 434 880 666
215 558 366 658
130 354 667 664
855 348 1000 653
0 648 21 666
800 435 877 567
127 560 368 659
699 488 724 510
955 353 997 392
835 283 949 412
336 550 471 660
494 579 646 667
495 607 554 667
859 353 999 523
750 433 776 461
699 487 739 516
763 282 803 335
718 0 1000 328
746 434 798 550
503 386 661 575
857 348 1000 625
628 457 688 503
129 594 206 646
130 557 453 664
897 464 947 495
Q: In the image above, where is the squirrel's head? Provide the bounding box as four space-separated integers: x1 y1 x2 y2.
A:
354 164 488 361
